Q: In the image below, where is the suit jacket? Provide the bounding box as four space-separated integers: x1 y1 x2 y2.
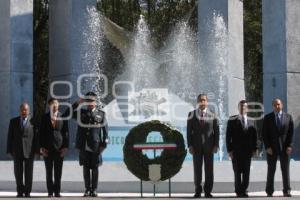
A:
64 102 108 153
39 112 69 152
262 111 294 153
6 116 38 159
226 115 258 157
187 109 220 154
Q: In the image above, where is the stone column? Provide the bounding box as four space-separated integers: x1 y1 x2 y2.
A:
49 0 97 158
0 0 33 159
198 0 245 160
263 0 300 157
49 0 98 95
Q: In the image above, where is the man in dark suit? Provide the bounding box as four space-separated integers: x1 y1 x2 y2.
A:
226 100 258 197
6 103 39 197
263 98 294 197
40 98 69 197
64 92 108 197
187 94 219 198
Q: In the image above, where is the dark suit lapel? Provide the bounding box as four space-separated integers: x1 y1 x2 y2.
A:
194 109 205 128
206 110 215 122
48 112 60 129
49 112 63 130
271 112 277 130
18 116 23 134
247 119 253 127
194 109 199 121
55 112 63 129
47 112 55 129
237 117 245 132
247 119 255 132
280 112 287 132
46 112 51 124
238 116 243 127
271 112 282 135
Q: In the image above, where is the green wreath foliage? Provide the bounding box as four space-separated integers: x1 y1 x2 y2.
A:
123 120 187 181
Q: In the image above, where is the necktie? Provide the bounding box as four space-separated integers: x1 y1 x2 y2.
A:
200 112 204 127
276 113 281 129
242 116 247 130
23 118 26 126
21 118 26 131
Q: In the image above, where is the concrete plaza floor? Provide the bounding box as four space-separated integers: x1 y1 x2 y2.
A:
1 161 300 199
0 191 300 199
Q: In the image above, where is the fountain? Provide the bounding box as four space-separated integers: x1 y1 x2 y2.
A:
46 0 244 161
127 15 159 91
208 12 228 160
117 13 229 160
80 6 105 106
160 20 199 103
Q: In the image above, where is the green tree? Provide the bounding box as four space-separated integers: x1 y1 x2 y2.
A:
33 0 49 124
244 0 262 103
98 0 196 49
97 0 141 31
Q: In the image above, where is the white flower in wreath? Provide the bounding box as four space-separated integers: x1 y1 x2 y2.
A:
149 164 161 183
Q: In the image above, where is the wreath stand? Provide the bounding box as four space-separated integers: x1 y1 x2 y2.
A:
123 120 187 198
133 142 177 198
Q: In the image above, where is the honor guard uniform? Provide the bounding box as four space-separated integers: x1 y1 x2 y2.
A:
64 92 108 197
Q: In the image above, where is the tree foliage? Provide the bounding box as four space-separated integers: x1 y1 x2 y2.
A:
98 0 196 49
33 0 49 123
244 0 262 103
97 0 141 31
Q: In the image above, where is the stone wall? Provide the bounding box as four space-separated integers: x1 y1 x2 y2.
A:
263 0 300 158
0 0 33 159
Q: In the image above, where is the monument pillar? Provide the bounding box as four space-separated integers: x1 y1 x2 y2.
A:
263 0 300 157
198 0 245 160
0 0 33 159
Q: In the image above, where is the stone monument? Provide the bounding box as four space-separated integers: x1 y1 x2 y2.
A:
0 0 33 159
263 0 300 158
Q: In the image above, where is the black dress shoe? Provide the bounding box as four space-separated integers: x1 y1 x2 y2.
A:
193 192 201 198
48 193 53 197
83 190 90 197
284 192 292 197
267 193 273 197
205 193 213 198
16 193 23 198
236 193 244 197
242 193 249 198
90 190 98 197
55 193 61 197
24 193 31 198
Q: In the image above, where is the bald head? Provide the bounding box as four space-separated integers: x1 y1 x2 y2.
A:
20 103 30 118
272 98 283 113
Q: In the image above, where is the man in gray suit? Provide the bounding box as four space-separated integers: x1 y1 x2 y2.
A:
187 94 220 198
6 103 39 197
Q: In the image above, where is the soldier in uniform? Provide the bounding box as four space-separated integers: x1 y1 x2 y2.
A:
64 92 108 197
